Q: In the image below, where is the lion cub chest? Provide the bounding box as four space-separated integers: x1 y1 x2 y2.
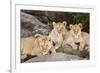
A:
49 21 67 50
49 30 63 44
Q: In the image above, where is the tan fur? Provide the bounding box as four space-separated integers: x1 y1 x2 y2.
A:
21 35 54 58
63 23 89 51
49 21 67 53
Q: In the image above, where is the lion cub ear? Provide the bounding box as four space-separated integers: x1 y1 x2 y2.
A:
35 34 42 38
69 24 73 29
52 22 56 27
78 23 82 28
63 21 67 26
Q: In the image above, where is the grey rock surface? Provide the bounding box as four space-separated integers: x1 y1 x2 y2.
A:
21 12 52 36
57 44 89 59
21 28 32 37
25 53 83 63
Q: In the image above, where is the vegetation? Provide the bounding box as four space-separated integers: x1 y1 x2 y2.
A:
71 13 89 33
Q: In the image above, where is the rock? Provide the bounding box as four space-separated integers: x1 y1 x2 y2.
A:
21 28 32 37
57 45 79 55
21 12 46 27
57 44 89 59
24 53 82 63
21 12 52 36
21 10 76 24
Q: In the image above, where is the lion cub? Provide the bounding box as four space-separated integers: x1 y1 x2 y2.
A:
63 23 89 51
49 21 67 53
21 35 54 59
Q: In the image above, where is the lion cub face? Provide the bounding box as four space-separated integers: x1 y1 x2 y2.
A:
53 21 67 33
38 35 53 52
69 23 82 39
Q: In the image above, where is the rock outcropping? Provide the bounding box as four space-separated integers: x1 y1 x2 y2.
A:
25 53 83 63
21 12 52 37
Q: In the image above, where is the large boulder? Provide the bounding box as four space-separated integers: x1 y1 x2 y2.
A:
21 28 32 37
24 53 83 63
21 10 76 24
57 44 89 59
21 12 52 37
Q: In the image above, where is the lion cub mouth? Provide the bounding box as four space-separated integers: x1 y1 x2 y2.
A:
52 42 56 46
58 30 63 33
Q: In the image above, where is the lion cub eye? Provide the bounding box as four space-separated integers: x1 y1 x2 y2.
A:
48 38 51 41
49 39 51 41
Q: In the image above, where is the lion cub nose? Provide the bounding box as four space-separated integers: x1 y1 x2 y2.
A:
75 42 80 46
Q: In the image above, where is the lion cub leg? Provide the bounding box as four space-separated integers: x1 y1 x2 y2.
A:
78 38 87 51
21 54 27 60
55 43 61 50
50 46 57 54
51 49 56 54
51 40 63 54
41 49 50 55
66 37 77 50
78 39 88 51
79 42 89 51
71 42 78 50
